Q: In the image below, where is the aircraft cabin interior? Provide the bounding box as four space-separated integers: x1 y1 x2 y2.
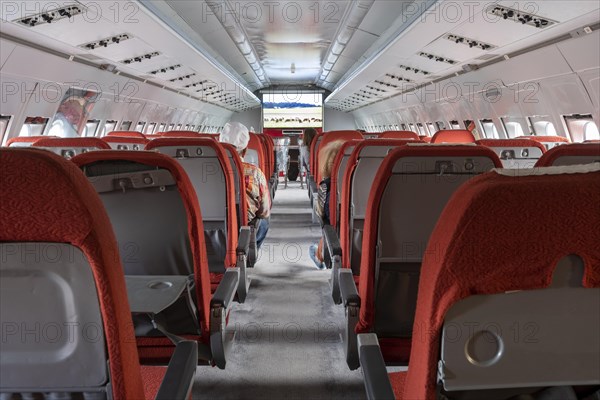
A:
0 1 599 399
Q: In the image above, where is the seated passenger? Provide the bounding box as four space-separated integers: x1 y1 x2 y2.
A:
220 122 271 249
309 140 345 269
301 128 317 174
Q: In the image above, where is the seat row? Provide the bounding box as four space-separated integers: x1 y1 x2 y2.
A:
0 133 281 397
308 130 599 398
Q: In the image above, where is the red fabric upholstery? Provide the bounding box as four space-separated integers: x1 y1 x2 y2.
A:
315 130 363 183
256 134 275 177
401 168 600 400
72 151 213 349
535 143 600 167
161 131 207 138
145 137 239 267
220 142 249 226
107 131 146 138
389 371 407 399
379 131 420 140
309 131 326 175
248 132 268 176
32 137 111 150
0 149 145 399
355 146 501 366
418 135 431 143
329 139 363 227
102 136 149 146
518 135 570 143
338 139 417 269
476 138 546 153
140 366 166 400
5 136 52 147
430 129 476 144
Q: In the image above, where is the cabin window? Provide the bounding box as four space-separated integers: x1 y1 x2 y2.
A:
19 117 49 137
501 117 525 138
144 123 157 135
528 116 557 136
400 123 407 130
480 119 499 138
563 114 599 142
120 121 132 131
0 115 12 145
436 121 446 130
176 124 182 130
168 124 175 131
408 123 416 133
426 123 436 135
416 123 427 136
184 124 190 130
449 120 461 129
83 120 100 137
136 121 146 132
102 120 118 136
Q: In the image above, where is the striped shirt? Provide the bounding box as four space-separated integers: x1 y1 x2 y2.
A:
243 162 271 222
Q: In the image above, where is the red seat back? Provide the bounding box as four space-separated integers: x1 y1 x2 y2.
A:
535 143 600 167
431 129 476 144
102 136 149 150
107 130 146 138
402 165 600 400
379 131 419 140
0 149 146 399
315 130 363 183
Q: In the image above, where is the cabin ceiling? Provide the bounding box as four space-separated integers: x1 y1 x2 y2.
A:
1 1 598 114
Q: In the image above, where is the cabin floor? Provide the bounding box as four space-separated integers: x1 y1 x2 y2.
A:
193 181 365 399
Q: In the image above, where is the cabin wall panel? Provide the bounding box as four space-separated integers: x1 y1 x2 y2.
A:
0 40 17 70
556 30 600 72
577 68 600 122
323 108 356 131
230 109 261 132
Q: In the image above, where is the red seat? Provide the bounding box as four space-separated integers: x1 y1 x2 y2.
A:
517 135 570 150
107 130 146 138
396 165 600 399
345 145 501 368
72 150 237 367
247 132 268 177
160 130 207 138
32 137 110 158
6 135 53 147
418 135 431 143
430 129 476 143
328 139 363 228
535 143 600 167
145 137 249 298
0 148 196 399
379 131 419 140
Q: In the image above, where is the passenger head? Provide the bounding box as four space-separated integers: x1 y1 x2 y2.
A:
318 139 345 180
219 122 249 155
303 128 317 148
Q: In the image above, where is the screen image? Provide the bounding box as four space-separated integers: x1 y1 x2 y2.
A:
263 93 322 128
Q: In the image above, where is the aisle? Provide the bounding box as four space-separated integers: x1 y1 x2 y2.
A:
193 181 364 399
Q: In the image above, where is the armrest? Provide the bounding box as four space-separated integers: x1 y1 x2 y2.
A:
210 268 239 369
155 340 198 400
322 224 342 257
358 334 395 400
236 226 251 255
340 269 360 369
211 268 240 310
339 269 360 308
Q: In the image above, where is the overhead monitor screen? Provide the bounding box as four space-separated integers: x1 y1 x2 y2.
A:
263 93 322 128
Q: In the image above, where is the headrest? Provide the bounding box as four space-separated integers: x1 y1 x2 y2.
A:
219 122 249 151
379 131 420 140
33 137 111 150
495 163 600 177
0 148 107 244
6 136 52 147
161 131 207 138
536 143 600 167
518 135 570 143
106 131 146 138
431 129 476 144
